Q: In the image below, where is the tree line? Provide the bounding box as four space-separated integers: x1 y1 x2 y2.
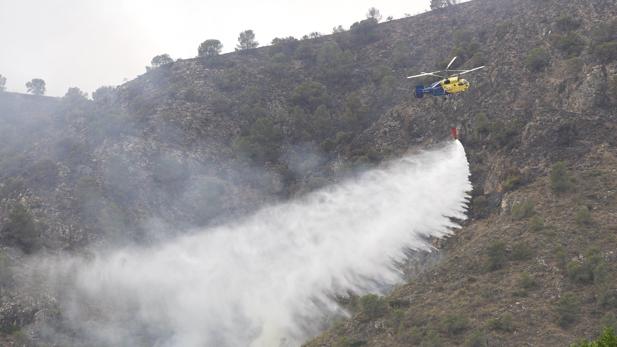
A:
0 75 46 96
0 5 445 97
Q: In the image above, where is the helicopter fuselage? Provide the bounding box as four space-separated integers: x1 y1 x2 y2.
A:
438 75 470 94
407 56 484 99
415 75 470 98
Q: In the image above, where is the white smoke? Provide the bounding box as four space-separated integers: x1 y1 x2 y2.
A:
34 140 471 347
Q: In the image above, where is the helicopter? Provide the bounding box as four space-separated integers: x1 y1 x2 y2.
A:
407 57 485 98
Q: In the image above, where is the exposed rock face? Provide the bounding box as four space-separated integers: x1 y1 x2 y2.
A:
566 65 608 112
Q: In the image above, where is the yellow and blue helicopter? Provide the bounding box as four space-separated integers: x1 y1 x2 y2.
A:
407 57 485 98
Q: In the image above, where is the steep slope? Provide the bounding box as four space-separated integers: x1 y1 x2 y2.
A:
304 0 617 345
1 0 617 345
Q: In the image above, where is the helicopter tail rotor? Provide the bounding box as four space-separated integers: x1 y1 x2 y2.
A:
415 85 425 98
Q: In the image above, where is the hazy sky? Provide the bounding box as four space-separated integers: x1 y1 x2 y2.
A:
0 0 442 96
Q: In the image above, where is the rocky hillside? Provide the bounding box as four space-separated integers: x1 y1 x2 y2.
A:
1 0 617 345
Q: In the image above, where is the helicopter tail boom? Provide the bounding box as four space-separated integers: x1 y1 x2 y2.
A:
415 84 447 98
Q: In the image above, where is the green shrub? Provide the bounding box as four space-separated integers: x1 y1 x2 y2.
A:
555 33 586 57
233 116 283 163
601 313 617 332
26 159 59 188
209 93 233 113
609 76 617 105
480 286 502 300
289 102 331 141
402 326 425 345
550 161 573 193
152 155 188 184
311 105 335 136
290 81 329 112
55 138 91 166
183 176 227 225
264 53 293 78
486 241 507 271
529 215 545 231
349 18 380 45
239 87 265 109
214 69 244 91
12 330 33 346
502 171 522 192
519 272 538 290
378 74 397 101
1 204 39 253
575 206 593 226
465 330 488 347
335 131 353 144
74 176 104 223
321 131 353 152
453 29 474 44
512 288 529 298
334 337 367 347
488 313 514 332
449 40 480 65
489 119 523 148
554 15 582 32
320 139 336 152
359 294 388 319
420 330 443 347
594 41 617 63
572 327 617 347
316 42 354 83
555 246 568 270
340 93 370 130
592 20 617 44
567 261 592 284
270 36 299 56
468 51 488 67
335 337 351 347
369 65 391 84
512 243 534 261
591 20 617 63
555 293 580 327
358 148 383 163
565 57 584 76
294 40 318 62
511 200 535 220
597 286 617 310
2 326 22 337
525 48 550 72
0 251 11 286
470 195 491 218
567 249 606 285
475 112 490 136
0 177 25 198
391 43 412 68
441 314 469 336
495 22 512 40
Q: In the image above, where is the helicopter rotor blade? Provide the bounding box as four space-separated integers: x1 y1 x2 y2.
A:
406 71 444 79
457 66 486 76
446 56 458 72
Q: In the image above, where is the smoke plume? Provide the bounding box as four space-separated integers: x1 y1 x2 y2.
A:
33 140 471 347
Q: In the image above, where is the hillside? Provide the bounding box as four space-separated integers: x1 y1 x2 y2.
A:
1 0 617 345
